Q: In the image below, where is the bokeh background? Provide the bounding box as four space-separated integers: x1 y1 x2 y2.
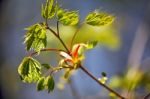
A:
0 0 150 99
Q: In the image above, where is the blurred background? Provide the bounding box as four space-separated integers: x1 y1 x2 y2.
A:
0 0 150 99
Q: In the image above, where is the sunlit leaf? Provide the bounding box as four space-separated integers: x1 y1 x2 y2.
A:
57 7 79 25
85 11 115 26
37 77 45 91
18 57 41 83
98 72 108 84
86 41 98 49
24 23 47 52
42 0 57 19
98 77 108 84
18 57 30 77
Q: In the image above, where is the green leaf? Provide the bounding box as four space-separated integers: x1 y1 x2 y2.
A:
24 23 47 52
57 7 79 25
18 57 30 77
101 72 107 77
86 41 98 49
64 70 71 79
37 77 45 91
18 57 41 83
85 11 115 26
42 0 57 19
41 63 52 69
44 76 55 93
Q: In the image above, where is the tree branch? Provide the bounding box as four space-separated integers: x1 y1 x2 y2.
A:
29 48 64 57
57 21 60 37
79 65 126 99
46 26 70 53
70 24 83 50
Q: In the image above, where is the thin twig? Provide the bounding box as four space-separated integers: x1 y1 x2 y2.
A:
57 21 60 37
46 26 70 53
70 24 83 50
29 48 64 57
79 65 126 99
46 65 73 76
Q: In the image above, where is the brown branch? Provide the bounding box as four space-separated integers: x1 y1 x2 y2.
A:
46 26 70 53
46 65 73 76
43 23 125 99
70 24 83 50
79 65 126 99
29 48 64 56
57 21 60 37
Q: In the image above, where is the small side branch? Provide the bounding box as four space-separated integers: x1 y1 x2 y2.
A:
57 21 60 37
46 26 70 53
70 24 83 50
79 65 126 99
29 48 64 57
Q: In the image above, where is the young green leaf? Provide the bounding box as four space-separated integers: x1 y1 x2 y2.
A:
44 76 55 93
101 72 107 77
24 23 47 52
86 41 98 49
64 70 71 79
85 11 115 26
98 72 108 84
98 77 108 84
57 8 79 25
37 77 45 91
18 57 30 77
18 57 41 83
42 0 57 19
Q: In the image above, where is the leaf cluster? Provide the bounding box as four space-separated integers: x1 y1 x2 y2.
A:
24 23 47 52
37 76 55 93
18 0 116 94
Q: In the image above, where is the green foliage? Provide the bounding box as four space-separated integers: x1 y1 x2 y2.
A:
85 11 115 26
37 77 45 91
101 72 107 77
18 57 41 83
42 0 57 19
98 72 108 84
71 41 98 57
36 76 55 93
18 0 123 96
98 77 108 84
45 76 55 93
24 23 47 52
57 7 79 25
86 41 98 49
